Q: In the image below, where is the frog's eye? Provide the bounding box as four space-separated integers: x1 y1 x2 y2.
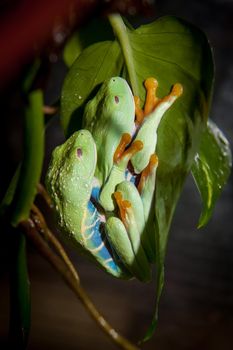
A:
114 96 119 104
76 148 82 158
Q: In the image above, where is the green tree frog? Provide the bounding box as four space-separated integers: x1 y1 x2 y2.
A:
46 77 182 282
46 130 130 278
83 77 135 187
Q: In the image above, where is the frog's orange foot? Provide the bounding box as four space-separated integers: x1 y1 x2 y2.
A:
144 77 160 115
162 83 183 104
114 133 131 163
134 77 183 126
114 191 131 227
137 153 158 194
114 133 143 165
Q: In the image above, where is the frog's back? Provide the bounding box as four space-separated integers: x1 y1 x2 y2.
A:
83 77 135 184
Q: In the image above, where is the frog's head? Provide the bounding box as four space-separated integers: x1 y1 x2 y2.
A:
61 129 96 177
101 77 134 116
46 130 96 201
54 129 96 180
84 77 134 122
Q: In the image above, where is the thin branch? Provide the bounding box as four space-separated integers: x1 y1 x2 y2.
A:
20 212 139 350
31 204 79 284
36 183 53 208
42 105 58 115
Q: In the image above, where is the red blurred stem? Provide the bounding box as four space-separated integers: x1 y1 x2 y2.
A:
0 0 153 89
0 0 98 88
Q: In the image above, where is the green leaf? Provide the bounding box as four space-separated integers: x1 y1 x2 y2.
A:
128 16 214 341
11 90 44 226
61 41 123 136
63 34 83 68
61 15 214 341
192 120 232 228
63 18 114 67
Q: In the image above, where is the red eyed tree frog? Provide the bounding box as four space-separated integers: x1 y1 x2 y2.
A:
46 77 182 282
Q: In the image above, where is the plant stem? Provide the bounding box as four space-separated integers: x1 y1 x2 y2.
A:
108 14 139 96
21 212 139 350
9 229 30 349
11 90 44 227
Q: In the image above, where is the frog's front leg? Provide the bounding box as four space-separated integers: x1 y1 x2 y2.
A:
106 181 151 282
132 78 183 174
99 134 143 212
137 154 158 262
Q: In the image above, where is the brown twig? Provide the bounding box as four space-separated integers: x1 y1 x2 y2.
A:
31 204 80 283
35 186 79 281
21 208 139 350
36 183 53 208
42 105 58 115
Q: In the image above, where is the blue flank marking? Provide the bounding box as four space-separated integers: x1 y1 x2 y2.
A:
91 186 100 202
86 201 120 273
125 169 136 185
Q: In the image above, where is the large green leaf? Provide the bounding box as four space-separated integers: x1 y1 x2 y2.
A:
61 41 123 135
61 15 214 341
192 120 232 228
128 16 214 341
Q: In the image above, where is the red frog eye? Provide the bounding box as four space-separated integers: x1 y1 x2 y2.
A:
76 148 82 158
115 96 119 104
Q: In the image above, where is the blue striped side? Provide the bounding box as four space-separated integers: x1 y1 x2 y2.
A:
85 201 124 275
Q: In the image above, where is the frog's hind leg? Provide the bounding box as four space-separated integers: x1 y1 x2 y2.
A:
138 154 158 194
106 216 150 282
131 79 183 174
112 183 152 282
82 201 131 279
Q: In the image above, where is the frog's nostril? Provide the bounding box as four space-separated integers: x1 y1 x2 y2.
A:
115 96 119 103
76 148 82 158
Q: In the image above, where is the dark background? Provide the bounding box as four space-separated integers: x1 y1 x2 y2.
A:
1 0 233 349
